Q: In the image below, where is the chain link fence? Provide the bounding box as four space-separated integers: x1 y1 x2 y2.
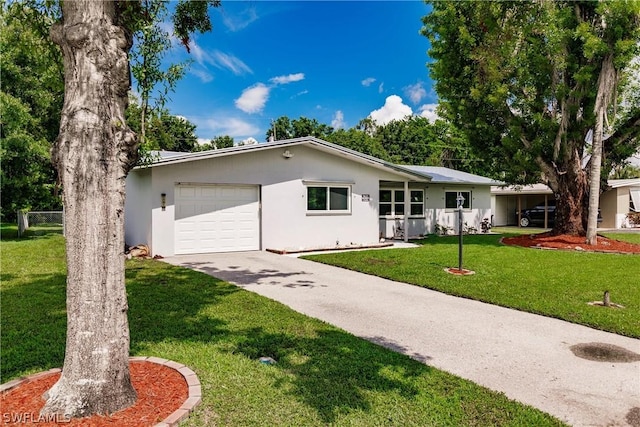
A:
17 210 65 237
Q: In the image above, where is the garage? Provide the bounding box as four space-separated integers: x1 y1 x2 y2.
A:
174 184 260 254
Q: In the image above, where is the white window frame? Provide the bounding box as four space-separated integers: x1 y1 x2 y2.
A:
305 182 352 215
630 188 640 212
379 188 425 218
445 190 472 210
409 189 425 217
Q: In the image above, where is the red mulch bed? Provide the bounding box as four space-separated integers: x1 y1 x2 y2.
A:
1 361 187 426
502 232 640 254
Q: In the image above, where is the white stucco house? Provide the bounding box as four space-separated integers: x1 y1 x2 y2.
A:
124 137 497 256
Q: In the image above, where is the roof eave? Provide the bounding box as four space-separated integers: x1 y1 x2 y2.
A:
135 136 433 182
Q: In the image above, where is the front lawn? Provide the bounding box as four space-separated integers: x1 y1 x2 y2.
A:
1 228 564 426
305 233 640 338
601 231 640 245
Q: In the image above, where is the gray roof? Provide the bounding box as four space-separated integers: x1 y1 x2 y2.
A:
608 178 640 188
402 165 499 185
143 137 496 186
155 150 187 159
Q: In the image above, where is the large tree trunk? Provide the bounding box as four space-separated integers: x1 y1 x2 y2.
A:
552 179 588 236
586 54 616 245
42 0 139 418
542 145 589 236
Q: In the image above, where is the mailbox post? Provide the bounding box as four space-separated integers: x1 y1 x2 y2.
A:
457 192 465 271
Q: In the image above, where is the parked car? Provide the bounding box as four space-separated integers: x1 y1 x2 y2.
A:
519 201 556 227
518 200 601 227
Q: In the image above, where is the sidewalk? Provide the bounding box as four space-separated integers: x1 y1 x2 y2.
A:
164 251 640 427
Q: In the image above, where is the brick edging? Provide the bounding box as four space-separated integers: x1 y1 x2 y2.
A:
0 357 202 427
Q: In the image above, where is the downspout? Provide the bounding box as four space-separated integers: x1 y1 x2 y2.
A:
544 194 548 229
404 180 409 242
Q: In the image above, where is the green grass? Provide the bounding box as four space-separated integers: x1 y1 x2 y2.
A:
490 226 549 235
601 232 640 245
492 226 640 244
305 233 640 338
0 228 564 426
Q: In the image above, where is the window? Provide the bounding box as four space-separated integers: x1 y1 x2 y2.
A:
445 191 471 209
307 185 350 212
410 190 424 216
379 189 424 217
631 188 640 212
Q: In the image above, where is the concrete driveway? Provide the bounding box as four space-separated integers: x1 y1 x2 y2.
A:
164 250 640 427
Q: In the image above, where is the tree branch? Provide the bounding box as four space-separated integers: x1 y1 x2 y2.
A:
604 109 640 152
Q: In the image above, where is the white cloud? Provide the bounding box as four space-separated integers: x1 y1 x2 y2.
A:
235 83 270 114
204 116 260 138
189 68 213 83
187 43 252 76
188 40 209 65
405 82 427 104
331 110 346 129
270 73 305 85
234 73 304 113
418 103 439 123
212 50 252 75
361 77 376 87
378 82 385 94
222 7 259 32
369 95 413 125
292 90 309 99
197 138 211 146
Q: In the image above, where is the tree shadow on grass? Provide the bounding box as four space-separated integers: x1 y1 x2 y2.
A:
124 259 430 424
1 222 65 241
413 234 507 248
125 260 239 346
233 327 426 423
7 256 541 425
0 273 67 381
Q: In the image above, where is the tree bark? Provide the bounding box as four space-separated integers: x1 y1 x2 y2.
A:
537 143 589 236
42 0 138 418
586 54 616 245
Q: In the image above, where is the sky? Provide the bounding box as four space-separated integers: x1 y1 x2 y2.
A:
159 1 436 144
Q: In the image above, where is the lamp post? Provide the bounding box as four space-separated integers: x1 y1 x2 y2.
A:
457 192 465 271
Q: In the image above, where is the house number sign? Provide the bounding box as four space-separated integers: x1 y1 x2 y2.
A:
361 194 371 202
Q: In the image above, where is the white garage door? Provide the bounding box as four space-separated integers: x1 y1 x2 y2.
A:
175 184 260 254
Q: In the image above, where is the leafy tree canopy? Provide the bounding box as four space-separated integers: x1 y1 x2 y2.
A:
194 135 235 151
268 114 483 173
125 100 198 152
0 3 64 220
266 116 334 141
422 0 640 234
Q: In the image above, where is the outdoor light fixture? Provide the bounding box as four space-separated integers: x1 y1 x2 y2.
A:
282 149 294 159
161 193 166 211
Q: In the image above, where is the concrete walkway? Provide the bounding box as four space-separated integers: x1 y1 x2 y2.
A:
164 251 640 427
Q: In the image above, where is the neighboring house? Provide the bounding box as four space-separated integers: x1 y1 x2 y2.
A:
491 184 554 227
600 179 640 228
491 179 640 228
125 137 496 256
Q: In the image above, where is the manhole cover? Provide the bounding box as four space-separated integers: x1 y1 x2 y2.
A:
627 407 640 427
570 342 640 363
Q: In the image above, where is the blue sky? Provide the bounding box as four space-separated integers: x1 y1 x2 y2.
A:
161 1 436 144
